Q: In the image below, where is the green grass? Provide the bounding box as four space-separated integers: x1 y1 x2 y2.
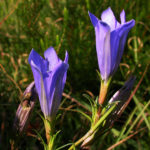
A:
0 0 150 149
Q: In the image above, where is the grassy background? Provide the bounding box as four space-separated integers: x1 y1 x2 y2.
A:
0 0 150 149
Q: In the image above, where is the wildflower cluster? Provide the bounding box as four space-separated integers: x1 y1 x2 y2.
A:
14 7 135 150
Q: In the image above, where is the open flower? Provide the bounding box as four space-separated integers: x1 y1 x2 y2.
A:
28 47 69 118
89 7 135 82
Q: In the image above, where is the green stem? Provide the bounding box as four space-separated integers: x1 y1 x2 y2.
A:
44 117 56 150
134 38 138 64
68 103 117 150
125 100 150 136
133 95 150 130
116 106 138 142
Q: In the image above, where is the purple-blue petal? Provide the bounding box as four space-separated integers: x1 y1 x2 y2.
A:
44 47 60 71
89 8 135 81
28 49 48 73
29 47 69 118
111 19 135 73
63 51 69 90
28 50 49 116
43 62 69 116
94 21 111 80
29 60 49 117
120 10 126 24
101 7 117 30
64 51 69 64
88 11 99 27
50 64 68 116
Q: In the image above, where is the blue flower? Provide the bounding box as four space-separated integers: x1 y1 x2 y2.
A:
89 7 135 81
28 47 69 118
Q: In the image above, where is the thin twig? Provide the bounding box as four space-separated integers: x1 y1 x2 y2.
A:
60 105 77 112
62 92 89 111
107 127 147 150
120 65 149 115
136 113 149 130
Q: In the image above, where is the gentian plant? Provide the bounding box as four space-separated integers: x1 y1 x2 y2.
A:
13 7 136 150
28 47 69 149
89 7 135 104
68 8 135 149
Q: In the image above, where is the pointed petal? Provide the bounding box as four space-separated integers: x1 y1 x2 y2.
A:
101 7 117 30
110 31 120 72
50 63 68 116
120 10 126 24
110 19 135 73
30 60 49 117
28 49 49 117
43 62 69 116
115 19 135 68
94 21 111 80
64 51 69 64
63 51 69 91
29 48 69 118
88 11 99 27
44 47 60 71
102 29 111 80
50 70 65 116
28 49 48 73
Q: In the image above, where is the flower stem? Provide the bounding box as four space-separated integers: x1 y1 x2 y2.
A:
98 78 111 105
68 103 117 150
98 82 108 105
44 117 55 145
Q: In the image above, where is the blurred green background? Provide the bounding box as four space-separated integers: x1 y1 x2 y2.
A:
0 0 150 149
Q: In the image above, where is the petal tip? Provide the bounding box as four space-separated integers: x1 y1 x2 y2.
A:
44 46 59 65
131 19 135 26
45 46 55 55
28 49 38 64
120 9 126 24
88 11 99 27
64 51 69 63
127 19 135 28
101 7 114 17
101 7 116 30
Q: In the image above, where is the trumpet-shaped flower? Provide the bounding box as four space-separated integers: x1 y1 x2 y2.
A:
28 47 69 118
89 7 135 81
